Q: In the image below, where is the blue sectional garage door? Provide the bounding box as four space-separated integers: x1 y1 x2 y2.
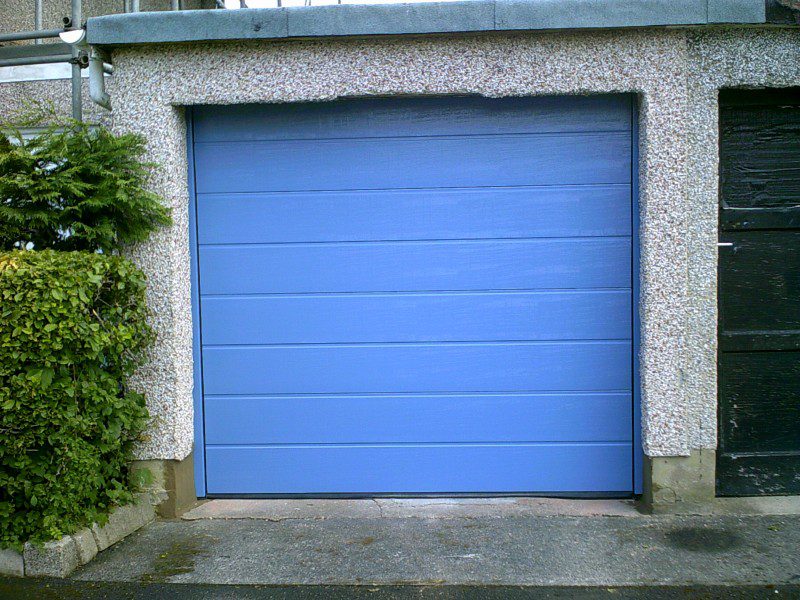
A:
190 95 635 496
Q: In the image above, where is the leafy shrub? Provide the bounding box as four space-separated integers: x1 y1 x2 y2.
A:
0 117 171 253
0 250 152 549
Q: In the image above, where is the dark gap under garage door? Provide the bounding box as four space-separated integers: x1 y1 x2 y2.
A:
190 95 635 496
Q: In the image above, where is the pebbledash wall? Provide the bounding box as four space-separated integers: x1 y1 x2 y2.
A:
85 19 800 510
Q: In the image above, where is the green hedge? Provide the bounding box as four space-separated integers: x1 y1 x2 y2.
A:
0 250 152 549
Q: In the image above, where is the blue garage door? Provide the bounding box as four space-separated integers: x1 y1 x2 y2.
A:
191 95 635 496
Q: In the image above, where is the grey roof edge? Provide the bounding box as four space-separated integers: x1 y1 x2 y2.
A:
86 0 776 47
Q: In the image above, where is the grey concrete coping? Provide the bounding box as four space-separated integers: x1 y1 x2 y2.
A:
86 0 770 47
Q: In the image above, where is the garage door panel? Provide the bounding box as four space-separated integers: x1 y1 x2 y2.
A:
201 341 631 396
205 444 634 495
196 185 632 245
199 238 632 295
193 132 631 194
192 95 632 143
204 393 633 445
193 95 635 495
201 291 631 345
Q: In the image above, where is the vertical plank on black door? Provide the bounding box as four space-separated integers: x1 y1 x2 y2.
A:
717 88 800 496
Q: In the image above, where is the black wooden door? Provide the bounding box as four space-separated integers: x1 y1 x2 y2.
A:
717 88 800 496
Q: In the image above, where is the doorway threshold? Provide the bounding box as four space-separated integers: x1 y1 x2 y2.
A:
182 497 643 521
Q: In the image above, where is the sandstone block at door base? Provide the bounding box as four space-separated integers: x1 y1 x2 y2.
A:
643 449 716 513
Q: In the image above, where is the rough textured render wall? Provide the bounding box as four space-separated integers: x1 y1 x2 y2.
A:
0 78 112 124
111 29 692 460
683 28 800 450
121 105 195 461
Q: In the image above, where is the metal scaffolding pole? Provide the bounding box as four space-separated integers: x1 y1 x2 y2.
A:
34 0 43 44
71 0 82 121
0 28 62 42
0 54 74 68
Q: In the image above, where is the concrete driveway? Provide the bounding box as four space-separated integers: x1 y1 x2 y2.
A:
3 497 800 598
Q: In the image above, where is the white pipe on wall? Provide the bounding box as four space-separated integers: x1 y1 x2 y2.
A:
88 47 111 110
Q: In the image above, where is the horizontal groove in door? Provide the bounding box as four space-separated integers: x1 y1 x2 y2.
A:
200 288 632 298
204 390 634 398
199 238 632 295
202 340 633 349
721 450 800 459
204 444 634 495
195 182 630 195
201 341 632 396
199 235 632 248
203 392 632 445
207 442 633 448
